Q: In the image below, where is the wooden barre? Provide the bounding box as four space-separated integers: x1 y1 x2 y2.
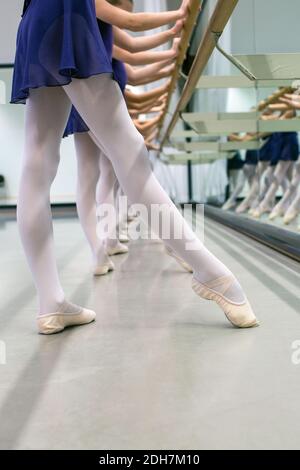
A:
158 0 202 128
257 86 295 111
160 0 240 148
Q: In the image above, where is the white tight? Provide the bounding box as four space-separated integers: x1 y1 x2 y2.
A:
19 74 246 313
18 87 71 313
236 163 266 211
284 161 300 215
75 133 112 266
272 161 300 213
259 161 292 209
227 165 256 204
75 132 120 258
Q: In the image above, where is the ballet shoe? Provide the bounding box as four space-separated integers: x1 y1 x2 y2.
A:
93 259 115 276
252 202 273 219
269 210 280 221
251 206 270 219
118 231 129 243
165 246 193 273
235 202 250 214
251 209 262 219
192 274 259 328
222 200 236 211
269 205 286 221
37 306 96 335
106 242 129 256
283 210 299 225
248 206 258 216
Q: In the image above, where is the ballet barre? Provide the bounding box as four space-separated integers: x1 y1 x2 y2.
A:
232 53 300 82
182 111 260 121
196 75 294 89
162 151 235 165
180 113 300 134
160 0 241 147
174 140 262 152
171 130 199 139
158 0 203 129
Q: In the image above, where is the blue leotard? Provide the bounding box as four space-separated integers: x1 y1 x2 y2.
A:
112 59 128 95
11 0 113 104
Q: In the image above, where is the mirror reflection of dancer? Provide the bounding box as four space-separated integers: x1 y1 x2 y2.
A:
274 92 300 226
231 107 295 217
12 0 258 334
271 160 300 223
252 109 299 219
235 150 259 214
222 136 257 212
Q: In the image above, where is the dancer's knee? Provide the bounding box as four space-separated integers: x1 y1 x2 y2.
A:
23 145 60 184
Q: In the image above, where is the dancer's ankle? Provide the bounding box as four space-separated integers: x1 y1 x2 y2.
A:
94 242 109 266
194 269 246 304
38 292 66 316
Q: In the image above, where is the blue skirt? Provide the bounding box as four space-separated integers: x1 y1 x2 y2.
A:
64 59 127 138
244 150 259 166
259 134 282 163
228 152 244 171
277 132 299 163
112 59 128 95
11 0 113 104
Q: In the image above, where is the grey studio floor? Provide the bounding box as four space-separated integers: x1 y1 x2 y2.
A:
0 210 300 450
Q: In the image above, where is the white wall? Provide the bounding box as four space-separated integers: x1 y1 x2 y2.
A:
0 69 78 204
0 0 23 63
232 0 300 54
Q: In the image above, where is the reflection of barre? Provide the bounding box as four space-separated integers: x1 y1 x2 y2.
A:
0 80 6 104
0 340 6 365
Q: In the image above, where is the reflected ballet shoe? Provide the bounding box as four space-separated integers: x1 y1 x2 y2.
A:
192 274 259 328
248 206 258 216
222 200 236 211
251 209 261 219
252 202 273 219
37 306 96 335
93 259 115 276
269 210 280 221
269 205 285 221
236 202 250 214
165 246 193 273
107 242 129 256
283 210 299 225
